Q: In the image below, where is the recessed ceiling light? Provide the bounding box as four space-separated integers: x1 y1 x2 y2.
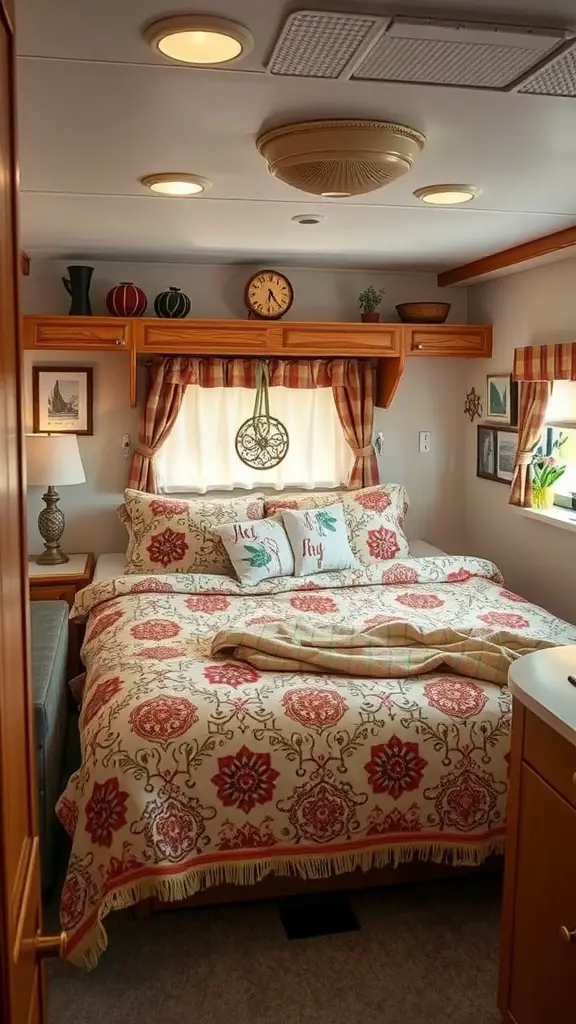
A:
413 184 481 205
141 173 211 196
291 214 326 225
143 15 254 66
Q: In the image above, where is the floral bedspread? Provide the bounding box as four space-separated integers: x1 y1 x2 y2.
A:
60 556 576 967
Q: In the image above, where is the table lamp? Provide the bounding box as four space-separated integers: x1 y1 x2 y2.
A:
25 433 86 565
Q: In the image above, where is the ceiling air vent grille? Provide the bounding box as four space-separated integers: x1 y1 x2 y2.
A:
266 9 387 78
517 42 576 97
352 19 566 88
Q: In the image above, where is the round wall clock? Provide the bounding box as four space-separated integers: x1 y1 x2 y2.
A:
245 269 294 320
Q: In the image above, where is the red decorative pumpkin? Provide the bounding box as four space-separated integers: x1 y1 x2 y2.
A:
106 282 147 317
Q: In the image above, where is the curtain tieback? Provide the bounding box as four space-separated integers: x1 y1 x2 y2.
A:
352 444 374 457
516 450 533 467
134 443 156 459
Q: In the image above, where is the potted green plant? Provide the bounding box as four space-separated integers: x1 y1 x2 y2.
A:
358 285 385 323
531 433 567 509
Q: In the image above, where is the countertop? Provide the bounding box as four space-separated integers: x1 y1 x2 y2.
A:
509 646 576 748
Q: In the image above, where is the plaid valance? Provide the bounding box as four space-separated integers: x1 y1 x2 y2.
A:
162 356 365 389
513 343 576 382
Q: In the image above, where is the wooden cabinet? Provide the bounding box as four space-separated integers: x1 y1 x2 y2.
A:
28 553 95 674
405 324 492 357
278 322 400 356
500 701 576 1024
23 315 132 351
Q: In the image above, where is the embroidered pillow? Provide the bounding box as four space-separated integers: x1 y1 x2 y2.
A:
121 490 265 575
265 484 410 565
281 504 357 576
213 518 294 586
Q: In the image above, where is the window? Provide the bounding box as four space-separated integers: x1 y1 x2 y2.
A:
155 386 353 493
543 380 576 508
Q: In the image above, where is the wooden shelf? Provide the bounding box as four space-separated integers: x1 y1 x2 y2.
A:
22 316 492 409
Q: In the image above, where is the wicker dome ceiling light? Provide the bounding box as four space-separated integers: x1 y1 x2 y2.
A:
256 119 426 198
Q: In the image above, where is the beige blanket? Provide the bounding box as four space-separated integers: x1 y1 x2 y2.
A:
212 618 555 686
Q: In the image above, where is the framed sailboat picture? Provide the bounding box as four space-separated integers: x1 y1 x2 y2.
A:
32 366 93 435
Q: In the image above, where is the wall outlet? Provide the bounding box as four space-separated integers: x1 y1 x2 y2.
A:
419 431 431 453
122 434 131 459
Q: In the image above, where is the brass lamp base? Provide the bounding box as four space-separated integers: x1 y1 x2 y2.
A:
36 486 69 565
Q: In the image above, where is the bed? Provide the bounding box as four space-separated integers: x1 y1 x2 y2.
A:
58 537 576 968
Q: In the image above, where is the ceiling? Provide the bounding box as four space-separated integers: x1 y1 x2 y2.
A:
15 0 576 271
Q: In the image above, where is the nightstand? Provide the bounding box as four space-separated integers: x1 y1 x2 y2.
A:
28 553 95 674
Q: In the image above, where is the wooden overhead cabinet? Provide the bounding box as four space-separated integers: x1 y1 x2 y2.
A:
23 315 132 351
405 324 492 357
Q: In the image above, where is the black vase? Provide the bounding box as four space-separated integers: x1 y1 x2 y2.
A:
62 265 93 316
154 286 191 319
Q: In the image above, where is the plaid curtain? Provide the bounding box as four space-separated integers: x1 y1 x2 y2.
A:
509 381 551 507
130 356 379 493
513 343 576 382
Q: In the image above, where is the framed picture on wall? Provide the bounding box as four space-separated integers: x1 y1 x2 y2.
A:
477 425 518 484
486 373 518 425
33 366 93 435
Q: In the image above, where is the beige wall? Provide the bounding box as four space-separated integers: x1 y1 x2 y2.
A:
22 259 468 557
465 255 576 623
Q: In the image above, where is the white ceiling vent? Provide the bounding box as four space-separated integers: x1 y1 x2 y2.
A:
266 10 388 78
351 18 567 88
517 42 576 97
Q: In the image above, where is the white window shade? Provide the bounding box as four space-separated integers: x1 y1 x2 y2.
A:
155 386 353 494
545 380 576 427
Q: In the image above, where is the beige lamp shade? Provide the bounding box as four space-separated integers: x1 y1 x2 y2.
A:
25 434 86 487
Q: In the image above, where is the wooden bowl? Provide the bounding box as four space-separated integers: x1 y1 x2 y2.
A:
396 302 451 324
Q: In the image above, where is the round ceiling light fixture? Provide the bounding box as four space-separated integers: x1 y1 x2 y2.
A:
413 184 481 205
291 213 326 225
143 15 254 65
257 120 426 198
141 173 211 196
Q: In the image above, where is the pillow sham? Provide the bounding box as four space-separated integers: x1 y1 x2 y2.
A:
282 504 357 576
266 484 410 565
213 518 294 586
120 490 265 575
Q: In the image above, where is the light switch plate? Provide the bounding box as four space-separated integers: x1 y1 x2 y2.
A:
419 431 431 453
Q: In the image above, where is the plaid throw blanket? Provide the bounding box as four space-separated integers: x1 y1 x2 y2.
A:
212 619 555 686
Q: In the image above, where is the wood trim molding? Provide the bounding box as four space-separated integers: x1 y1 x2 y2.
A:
20 251 29 276
438 224 576 288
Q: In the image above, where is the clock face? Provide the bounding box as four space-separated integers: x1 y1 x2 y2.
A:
245 270 294 319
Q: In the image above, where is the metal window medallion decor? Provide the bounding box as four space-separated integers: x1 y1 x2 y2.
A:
477 425 518 484
33 366 94 435
235 362 289 469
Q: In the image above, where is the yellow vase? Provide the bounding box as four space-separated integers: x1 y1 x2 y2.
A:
532 486 555 510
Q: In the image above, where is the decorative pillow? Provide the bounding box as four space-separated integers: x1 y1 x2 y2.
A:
266 484 410 565
120 490 265 575
213 518 294 586
282 504 357 576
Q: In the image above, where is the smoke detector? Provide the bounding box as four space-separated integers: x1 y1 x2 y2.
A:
256 119 426 197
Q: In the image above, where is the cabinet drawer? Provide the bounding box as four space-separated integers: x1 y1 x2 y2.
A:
279 323 401 356
406 326 492 357
523 709 576 811
135 320 270 353
23 316 131 351
29 583 76 606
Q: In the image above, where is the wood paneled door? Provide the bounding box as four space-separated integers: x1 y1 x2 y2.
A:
0 2 55 1021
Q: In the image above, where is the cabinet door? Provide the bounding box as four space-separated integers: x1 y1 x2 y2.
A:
406 325 492 357
509 765 576 1024
29 583 76 606
279 322 401 356
23 316 131 351
135 319 270 354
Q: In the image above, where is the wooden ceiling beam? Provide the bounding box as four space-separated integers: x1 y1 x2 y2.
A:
437 224 576 288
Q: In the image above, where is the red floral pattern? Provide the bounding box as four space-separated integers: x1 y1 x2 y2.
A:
82 676 122 728
85 778 128 847
479 611 530 630
136 645 184 660
130 578 174 593
140 795 210 862
246 501 263 520
289 594 338 613
286 778 362 843
60 870 88 930
366 805 422 835
86 609 123 642
382 563 419 585
395 593 444 610
282 688 348 729
447 569 472 583
367 527 401 560
424 678 487 719
185 594 231 612
203 662 261 688
434 769 495 831
364 613 398 629
150 499 188 517
147 528 189 568
130 619 181 640
212 746 279 813
218 818 277 850
129 696 198 742
354 489 392 512
294 581 322 591
365 736 428 799
58 796 79 837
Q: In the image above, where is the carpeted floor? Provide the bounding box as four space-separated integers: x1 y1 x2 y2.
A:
46 875 503 1024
